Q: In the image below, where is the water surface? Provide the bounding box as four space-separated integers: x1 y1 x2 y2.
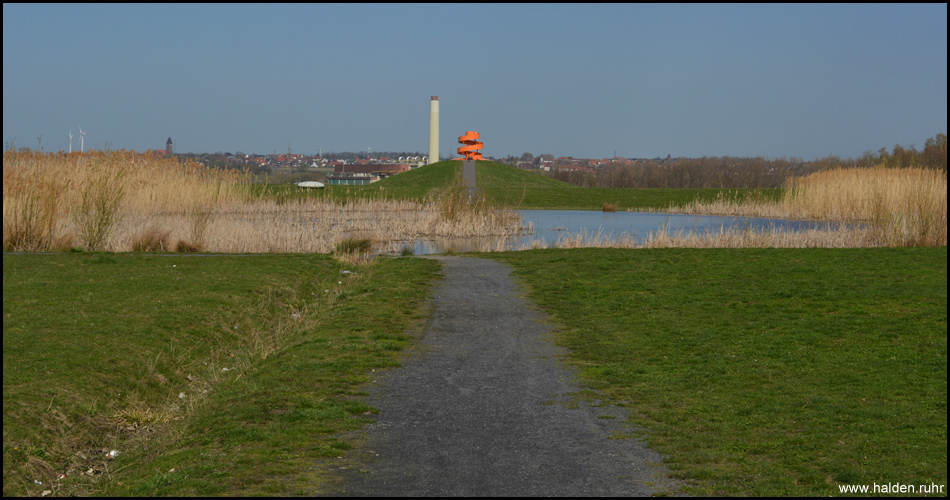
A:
405 210 844 255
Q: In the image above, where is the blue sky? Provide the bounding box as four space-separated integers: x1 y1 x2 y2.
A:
3 4 946 160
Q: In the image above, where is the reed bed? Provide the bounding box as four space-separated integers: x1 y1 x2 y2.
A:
519 224 869 251
3 150 248 251
3 150 524 253
665 167 946 247
785 167 946 247
117 198 524 254
668 189 792 219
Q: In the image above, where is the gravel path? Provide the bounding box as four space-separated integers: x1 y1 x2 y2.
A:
329 256 680 496
462 159 477 189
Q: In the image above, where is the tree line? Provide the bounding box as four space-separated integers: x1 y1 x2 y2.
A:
545 133 946 189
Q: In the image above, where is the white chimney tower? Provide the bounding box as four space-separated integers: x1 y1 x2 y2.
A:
428 96 439 165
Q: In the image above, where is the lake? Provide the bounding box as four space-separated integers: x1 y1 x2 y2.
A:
402 210 849 255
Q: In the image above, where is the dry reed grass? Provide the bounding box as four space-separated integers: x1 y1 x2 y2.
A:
2 167 68 251
664 167 946 247
179 197 522 253
72 164 127 251
129 224 172 252
785 167 946 246
174 239 204 253
3 150 524 253
669 190 792 219
3 150 248 251
520 224 869 251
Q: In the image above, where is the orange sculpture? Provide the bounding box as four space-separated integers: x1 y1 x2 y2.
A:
457 131 484 160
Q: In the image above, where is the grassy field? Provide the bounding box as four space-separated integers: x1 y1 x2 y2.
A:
4 247 946 496
2 252 440 496
490 247 947 496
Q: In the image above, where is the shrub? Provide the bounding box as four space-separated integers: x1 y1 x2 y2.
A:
175 239 203 253
187 203 214 248
335 237 374 255
50 233 75 252
72 165 126 251
131 225 172 252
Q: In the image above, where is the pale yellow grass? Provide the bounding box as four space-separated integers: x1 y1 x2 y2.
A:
115 198 523 253
664 167 946 247
3 150 524 253
3 150 247 213
521 225 868 251
669 190 792 219
3 150 248 251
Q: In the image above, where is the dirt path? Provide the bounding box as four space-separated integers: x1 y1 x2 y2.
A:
328 256 679 496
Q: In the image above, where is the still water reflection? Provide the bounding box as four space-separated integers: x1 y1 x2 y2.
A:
404 210 844 255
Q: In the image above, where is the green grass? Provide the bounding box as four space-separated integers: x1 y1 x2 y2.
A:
473 161 783 209
483 185 783 211
369 160 461 198
248 161 783 211
5 245 946 496
474 160 574 189
490 247 947 496
2 253 440 496
334 237 374 254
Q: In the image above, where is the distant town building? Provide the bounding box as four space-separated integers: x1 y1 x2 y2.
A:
333 163 410 178
166 137 173 157
326 173 379 185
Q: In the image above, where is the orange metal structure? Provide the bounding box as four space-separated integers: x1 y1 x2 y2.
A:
457 131 484 160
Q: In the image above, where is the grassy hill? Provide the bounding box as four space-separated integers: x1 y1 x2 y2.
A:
249 161 462 203
347 160 575 201
251 160 782 211
366 160 462 199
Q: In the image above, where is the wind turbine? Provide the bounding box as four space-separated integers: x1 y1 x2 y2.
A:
79 126 86 153
68 128 74 153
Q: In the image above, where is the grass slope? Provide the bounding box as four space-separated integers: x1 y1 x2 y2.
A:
491 247 947 496
2 253 440 496
373 160 462 195
474 160 574 189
